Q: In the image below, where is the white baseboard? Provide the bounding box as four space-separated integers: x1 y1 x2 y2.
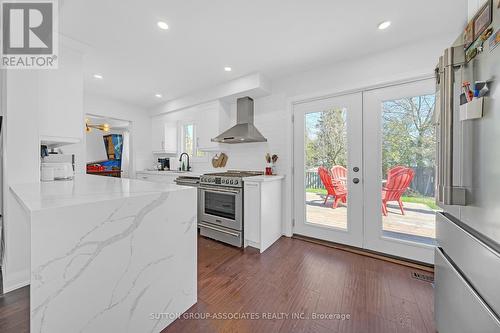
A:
244 240 260 250
2 269 29 293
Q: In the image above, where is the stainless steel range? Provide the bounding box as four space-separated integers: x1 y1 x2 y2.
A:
198 170 262 247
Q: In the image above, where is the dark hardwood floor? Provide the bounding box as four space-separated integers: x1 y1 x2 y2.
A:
0 285 29 333
163 236 435 333
0 236 435 333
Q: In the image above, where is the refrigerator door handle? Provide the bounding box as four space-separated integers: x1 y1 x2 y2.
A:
438 46 467 206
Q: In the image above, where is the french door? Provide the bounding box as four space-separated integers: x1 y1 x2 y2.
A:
363 79 436 263
293 92 364 248
293 79 437 263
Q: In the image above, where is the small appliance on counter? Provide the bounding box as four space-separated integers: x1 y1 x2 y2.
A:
157 158 170 171
41 152 75 181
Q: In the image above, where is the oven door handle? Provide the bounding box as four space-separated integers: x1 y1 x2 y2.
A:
199 186 240 195
199 222 240 237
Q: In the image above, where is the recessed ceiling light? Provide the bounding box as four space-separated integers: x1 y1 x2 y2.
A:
155 93 163 98
157 21 169 30
378 21 391 30
93 74 103 79
224 67 232 72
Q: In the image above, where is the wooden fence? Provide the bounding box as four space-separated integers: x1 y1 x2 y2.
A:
305 166 435 197
305 171 323 189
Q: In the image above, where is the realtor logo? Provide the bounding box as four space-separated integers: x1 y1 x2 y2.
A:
1 0 58 68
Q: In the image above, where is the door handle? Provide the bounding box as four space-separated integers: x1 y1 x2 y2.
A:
199 223 240 237
353 178 360 184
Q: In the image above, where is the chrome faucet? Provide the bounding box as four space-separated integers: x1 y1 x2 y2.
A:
179 153 191 171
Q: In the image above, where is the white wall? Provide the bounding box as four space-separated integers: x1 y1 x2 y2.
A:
85 128 126 163
149 35 458 237
85 129 109 163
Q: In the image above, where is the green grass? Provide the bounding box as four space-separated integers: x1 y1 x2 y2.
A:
306 188 327 195
400 196 438 210
305 188 437 210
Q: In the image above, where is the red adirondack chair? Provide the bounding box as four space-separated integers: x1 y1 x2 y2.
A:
382 166 415 216
318 167 347 209
331 165 347 187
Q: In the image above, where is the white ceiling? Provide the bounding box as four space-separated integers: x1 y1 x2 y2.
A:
59 0 467 108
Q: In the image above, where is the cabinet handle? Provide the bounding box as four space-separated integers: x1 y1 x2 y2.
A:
161 140 165 150
199 223 240 237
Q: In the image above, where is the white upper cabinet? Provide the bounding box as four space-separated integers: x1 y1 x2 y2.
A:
38 47 84 142
152 100 229 154
151 118 177 154
196 101 230 151
164 122 178 153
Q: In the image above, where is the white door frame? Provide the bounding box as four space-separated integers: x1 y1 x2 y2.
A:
293 92 364 247
363 79 436 263
289 74 435 263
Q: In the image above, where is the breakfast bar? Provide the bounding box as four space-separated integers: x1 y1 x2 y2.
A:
10 175 197 333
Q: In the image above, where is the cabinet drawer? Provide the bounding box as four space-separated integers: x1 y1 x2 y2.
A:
436 212 500 315
137 174 152 181
435 248 500 333
199 222 242 247
137 174 176 184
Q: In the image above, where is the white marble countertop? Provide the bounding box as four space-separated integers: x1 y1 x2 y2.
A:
10 174 195 212
137 170 202 177
242 175 285 182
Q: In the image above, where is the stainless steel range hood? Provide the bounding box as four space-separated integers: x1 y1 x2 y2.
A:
212 97 267 144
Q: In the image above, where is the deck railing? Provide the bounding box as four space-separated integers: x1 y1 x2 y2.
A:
305 166 435 196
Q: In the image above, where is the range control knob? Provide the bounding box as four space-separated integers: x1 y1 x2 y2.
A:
230 180 234 185
234 180 239 185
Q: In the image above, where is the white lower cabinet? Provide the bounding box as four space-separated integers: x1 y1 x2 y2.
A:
243 176 284 253
136 172 178 184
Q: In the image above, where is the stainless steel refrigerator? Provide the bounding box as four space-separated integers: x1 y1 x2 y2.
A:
434 4 500 332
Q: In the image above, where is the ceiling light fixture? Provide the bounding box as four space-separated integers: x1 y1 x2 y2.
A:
378 21 391 30
157 21 169 30
224 67 232 72
155 93 163 98
85 119 110 132
93 73 103 79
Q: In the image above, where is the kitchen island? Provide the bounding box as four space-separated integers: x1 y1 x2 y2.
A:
10 175 197 333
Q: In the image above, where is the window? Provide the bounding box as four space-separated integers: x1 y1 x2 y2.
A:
181 123 205 158
182 124 194 156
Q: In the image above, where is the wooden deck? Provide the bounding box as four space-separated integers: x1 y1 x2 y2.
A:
306 192 436 240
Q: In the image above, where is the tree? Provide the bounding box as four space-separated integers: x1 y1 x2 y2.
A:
382 95 435 173
382 95 436 196
305 108 347 169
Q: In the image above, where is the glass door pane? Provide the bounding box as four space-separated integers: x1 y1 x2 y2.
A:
293 92 363 247
381 95 437 244
305 108 348 230
363 79 437 264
